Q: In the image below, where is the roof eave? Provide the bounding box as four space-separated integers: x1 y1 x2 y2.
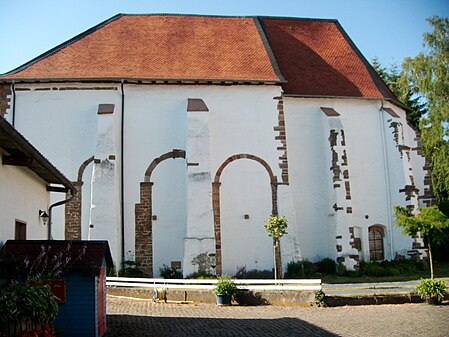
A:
282 94 411 111
0 77 285 85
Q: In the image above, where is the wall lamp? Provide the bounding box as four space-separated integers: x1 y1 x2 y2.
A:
39 210 49 225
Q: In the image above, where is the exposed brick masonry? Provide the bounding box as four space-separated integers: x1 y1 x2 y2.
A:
0 84 11 117
274 98 289 184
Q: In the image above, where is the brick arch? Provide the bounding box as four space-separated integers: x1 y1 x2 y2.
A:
212 153 278 275
135 149 186 275
65 155 94 240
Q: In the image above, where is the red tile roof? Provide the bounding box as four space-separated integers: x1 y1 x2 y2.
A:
0 14 397 101
2 15 281 83
261 18 394 98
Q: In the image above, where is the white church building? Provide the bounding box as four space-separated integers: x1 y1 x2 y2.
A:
0 14 430 276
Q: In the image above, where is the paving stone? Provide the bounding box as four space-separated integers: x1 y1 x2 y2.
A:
105 295 449 337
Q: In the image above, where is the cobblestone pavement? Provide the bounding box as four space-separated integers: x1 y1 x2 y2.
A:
105 295 449 337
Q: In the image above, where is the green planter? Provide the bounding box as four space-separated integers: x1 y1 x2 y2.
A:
216 294 232 306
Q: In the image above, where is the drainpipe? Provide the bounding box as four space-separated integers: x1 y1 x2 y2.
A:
11 80 16 127
48 192 76 240
120 80 125 269
378 99 395 259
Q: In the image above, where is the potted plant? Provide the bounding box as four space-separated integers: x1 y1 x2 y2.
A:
416 278 447 305
213 276 237 306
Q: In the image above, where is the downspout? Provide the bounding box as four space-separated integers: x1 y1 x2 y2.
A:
48 190 76 240
378 99 395 259
120 80 125 270
11 80 16 127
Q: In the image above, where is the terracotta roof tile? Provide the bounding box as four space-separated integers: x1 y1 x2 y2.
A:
261 18 394 99
1 14 398 102
3 15 280 82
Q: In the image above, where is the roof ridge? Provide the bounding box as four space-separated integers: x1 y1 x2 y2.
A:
120 13 339 22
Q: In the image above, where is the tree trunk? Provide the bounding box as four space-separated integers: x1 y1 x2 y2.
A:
273 237 283 279
428 241 434 280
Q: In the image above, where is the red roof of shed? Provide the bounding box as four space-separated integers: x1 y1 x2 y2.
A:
0 14 398 102
1 240 113 277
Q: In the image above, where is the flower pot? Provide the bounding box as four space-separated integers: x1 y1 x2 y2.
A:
426 296 442 305
216 294 232 306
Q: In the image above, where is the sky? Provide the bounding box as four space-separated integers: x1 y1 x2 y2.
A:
0 0 448 75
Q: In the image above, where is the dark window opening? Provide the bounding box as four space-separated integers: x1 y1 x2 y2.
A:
15 220 26 240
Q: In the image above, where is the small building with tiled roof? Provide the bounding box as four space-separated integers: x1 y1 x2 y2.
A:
1 240 112 336
0 14 428 275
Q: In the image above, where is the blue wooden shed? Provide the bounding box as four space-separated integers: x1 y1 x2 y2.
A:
2 240 113 337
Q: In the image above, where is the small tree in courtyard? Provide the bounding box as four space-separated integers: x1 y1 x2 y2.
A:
394 205 449 279
264 216 288 279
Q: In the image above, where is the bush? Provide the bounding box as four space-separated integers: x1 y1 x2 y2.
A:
185 271 216 279
416 278 447 304
234 266 274 279
0 282 58 335
159 264 183 279
284 260 316 278
316 258 337 274
358 259 424 277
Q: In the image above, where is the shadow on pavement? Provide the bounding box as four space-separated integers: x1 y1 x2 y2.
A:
104 315 339 337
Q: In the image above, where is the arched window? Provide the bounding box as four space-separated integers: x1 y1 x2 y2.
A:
368 225 385 261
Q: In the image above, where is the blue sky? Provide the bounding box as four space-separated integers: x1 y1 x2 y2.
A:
0 0 448 74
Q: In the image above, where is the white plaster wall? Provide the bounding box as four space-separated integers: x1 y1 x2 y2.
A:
9 82 423 273
220 159 274 274
122 84 284 276
184 110 215 276
284 98 416 263
283 98 334 262
11 84 121 241
0 149 49 243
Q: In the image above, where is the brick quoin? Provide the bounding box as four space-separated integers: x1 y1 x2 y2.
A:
0 84 12 117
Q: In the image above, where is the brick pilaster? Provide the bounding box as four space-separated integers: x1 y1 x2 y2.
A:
135 182 153 276
65 182 83 240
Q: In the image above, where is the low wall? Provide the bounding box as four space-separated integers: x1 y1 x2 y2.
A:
107 286 316 306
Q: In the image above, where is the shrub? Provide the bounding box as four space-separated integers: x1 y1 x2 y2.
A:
185 271 216 279
416 279 447 304
316 258 337 274
159 264 183 279
284 260 316 278
213 276 238 296
234 266 274 279
358 259 424 277
0 282 58 335
359 261 391 277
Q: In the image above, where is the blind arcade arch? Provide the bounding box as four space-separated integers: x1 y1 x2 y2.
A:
212 153 278 275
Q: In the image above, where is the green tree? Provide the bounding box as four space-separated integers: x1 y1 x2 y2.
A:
400 16 449 206
264 216 288 279
371 57 426 128
394 205 449 279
